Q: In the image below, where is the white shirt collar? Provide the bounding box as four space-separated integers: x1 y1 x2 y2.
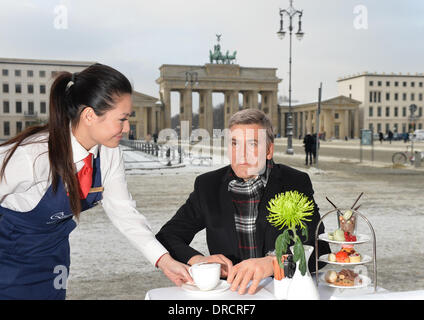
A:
70 129 99 164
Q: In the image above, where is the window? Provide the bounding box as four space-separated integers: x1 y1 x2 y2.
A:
334 113 339 119
402 107 407 117
3 101 10 113
369 81 374 86
28 101 34 115
411 82 415 87
16 121 22 134
385 123 390 133
411 93 415 101
419 82 423 88
386 81 390 87
2 83 8 93
16 101 22 113
349 84 352 90
39 70 46 77
402 93 407 101
402 123 406 133
14 70 21 77
386 92 390 101
15 83 21 93
385 107 390 117
403 81 407 87
27 70 33 77
419 107 423 117
40 84 46 94
3 121 10 136
40 101 46 114
394 93 398 101
394 123 398 132
394 107 398 117
2 69 8 76
377 123 382 132
394 81 399 87
377 106 382 117
369 106 373 117
419 93 423 101
378 81 382 87
27 84 34 94
378 92 381 102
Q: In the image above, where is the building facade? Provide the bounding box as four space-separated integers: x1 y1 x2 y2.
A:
0 57 94 140
279 95 361 139
130 91 163 139
337 72 424 134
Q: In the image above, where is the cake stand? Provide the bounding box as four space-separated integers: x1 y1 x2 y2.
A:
314 208 377 292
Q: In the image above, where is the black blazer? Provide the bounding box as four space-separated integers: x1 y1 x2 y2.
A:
156 162 330 272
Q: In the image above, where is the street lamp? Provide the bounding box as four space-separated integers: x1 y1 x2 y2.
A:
277 0 304 155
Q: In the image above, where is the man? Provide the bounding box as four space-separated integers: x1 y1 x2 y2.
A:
156 109 330 295
303 133 314 165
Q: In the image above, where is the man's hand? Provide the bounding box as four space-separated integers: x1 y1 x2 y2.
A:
227 256 274 295
188 254 233 278
157 253 193 286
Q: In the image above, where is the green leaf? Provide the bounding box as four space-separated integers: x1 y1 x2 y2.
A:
293 237 304 263
275 234 284 268
275 230 290 268
301 226 309 242
299 253 307 276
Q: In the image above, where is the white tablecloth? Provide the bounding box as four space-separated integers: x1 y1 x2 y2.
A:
145 277 424 300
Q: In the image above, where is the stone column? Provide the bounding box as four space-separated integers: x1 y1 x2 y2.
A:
339 110 346 140
199 89 213 136
250 90 259 109
307 110 313 134
180 88 193 134
224 90 239 129
270 91 279 135
161 87 171 129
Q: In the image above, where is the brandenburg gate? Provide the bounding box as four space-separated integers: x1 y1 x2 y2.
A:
156 63 281 135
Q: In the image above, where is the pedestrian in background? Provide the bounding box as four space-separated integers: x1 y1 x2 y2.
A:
303 133 314 165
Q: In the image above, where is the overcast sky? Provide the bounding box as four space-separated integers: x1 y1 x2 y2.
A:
1 0 423 111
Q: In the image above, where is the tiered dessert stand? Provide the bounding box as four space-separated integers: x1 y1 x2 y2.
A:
314 208 377 292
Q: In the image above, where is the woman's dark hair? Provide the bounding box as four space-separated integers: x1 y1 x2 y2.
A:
0 63 132 218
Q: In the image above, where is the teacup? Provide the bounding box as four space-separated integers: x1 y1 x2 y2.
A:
188 262 221 291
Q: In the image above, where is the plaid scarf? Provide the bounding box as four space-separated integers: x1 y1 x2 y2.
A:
227 160 273 260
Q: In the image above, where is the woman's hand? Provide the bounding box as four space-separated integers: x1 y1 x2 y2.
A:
156 253 193 286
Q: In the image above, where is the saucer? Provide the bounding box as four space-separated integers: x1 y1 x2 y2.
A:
181 280 230 295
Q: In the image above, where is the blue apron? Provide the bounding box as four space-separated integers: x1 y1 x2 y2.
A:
0 154 102 300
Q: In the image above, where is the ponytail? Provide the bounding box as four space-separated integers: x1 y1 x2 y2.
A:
49 72 82 217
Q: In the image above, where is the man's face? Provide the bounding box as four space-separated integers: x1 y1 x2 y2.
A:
228 123 274 180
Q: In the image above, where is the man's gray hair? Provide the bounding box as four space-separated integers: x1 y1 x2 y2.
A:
228 108 275 146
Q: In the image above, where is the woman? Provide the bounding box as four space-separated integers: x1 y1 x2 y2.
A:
0 63 191 299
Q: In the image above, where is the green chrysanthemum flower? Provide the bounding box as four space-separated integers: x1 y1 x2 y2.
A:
266 190 314 230
267 191 315 276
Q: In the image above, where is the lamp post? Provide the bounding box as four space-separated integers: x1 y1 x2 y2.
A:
277 0 304 155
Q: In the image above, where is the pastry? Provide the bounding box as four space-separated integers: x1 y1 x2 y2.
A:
349 253 361 263
335 251 350 263
326 269 362 287
325 270 337 283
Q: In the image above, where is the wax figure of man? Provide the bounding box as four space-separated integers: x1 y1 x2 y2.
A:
156 109 330 295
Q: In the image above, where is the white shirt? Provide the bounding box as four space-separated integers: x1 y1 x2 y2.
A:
0 131 168 266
